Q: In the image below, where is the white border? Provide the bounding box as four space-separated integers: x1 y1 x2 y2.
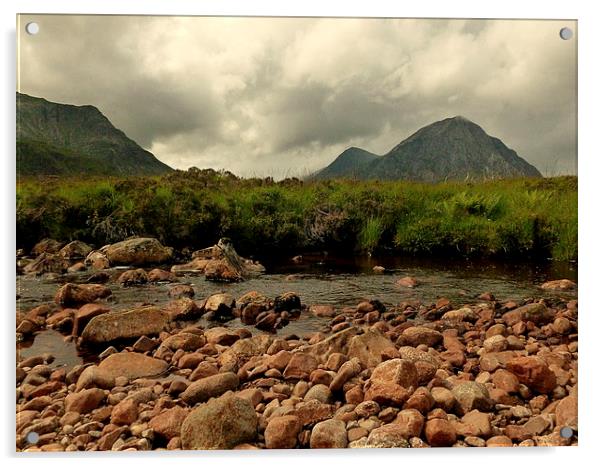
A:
2 1 600 465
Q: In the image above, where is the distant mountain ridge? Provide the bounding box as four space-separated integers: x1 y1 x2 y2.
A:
312 116 542 182
17 92 173 177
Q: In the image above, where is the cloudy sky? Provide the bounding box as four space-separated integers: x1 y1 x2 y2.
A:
18 15 577 177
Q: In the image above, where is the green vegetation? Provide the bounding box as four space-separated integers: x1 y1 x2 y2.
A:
16 169 577 261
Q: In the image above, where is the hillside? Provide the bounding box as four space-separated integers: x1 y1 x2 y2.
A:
16 93 172 177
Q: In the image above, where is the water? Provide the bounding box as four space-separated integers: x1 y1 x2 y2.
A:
16 255 577 370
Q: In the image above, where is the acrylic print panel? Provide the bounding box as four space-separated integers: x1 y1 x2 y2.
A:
16 15 577 451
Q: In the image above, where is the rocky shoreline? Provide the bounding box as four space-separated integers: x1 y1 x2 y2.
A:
16 238 578 451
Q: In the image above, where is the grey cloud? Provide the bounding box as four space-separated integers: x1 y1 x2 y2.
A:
18 15 577 178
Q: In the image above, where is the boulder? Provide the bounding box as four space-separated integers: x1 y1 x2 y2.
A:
283 353 319 380
180 394 257 449
23 253 69 275
147 268 177 282
31 238 64 256
117 268 148 286
81 306 169 343
97 352 168 380
100 237 173 266
204 293 236 320
85 251 110 270
370 358 418 388
541 279 576 291
164 298 201 320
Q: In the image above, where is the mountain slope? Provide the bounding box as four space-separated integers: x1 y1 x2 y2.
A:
311 147 379 180
312 116 542 182
17 93 173 177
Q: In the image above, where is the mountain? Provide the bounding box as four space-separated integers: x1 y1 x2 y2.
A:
311 147 379 180
312 116 542 182
16 93 173 177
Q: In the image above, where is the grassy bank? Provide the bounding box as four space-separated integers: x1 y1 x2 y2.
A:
16 169 577 261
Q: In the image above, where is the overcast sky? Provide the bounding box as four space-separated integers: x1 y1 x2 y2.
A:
18 15 577 177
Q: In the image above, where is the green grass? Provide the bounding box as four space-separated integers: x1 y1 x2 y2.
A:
16 169 577 261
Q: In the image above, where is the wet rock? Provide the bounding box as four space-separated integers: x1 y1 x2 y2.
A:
425 419 456 447
347 329 396 369
81 306 170 343
117 268 148 286
54 283 111 306
396 276 418 288
148 268 177 282
180 372 239 405
310 419 347 449
541 279 576 291
265 415 302 449
505 356 557 394
274 292 301 312
168 284 195 299
310 305 336 318
100 237 173 266
451 382 494 415
98 353 168 380
204 293 236 320
149 406 189 440
181 393 257 449
64 388 105 414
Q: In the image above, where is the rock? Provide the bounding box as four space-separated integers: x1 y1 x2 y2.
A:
168 284 195 299
492 369 520 393
310 305 336 318
451 382 494 415
397 346 439 384
181 393 257 449
457 410 492 438
111 398 139 425
370 359 418 388
81 306 170 343
54 283 111 306
372 266 385 274
72 303 110 336
164 298 201 320
32 238 64 256
100 237 173 266
160 332 205 351
149 406 189 440
75 365 115 391
283 353 318 380
517 303 555 325
541 279 576 291
365 383 412 407
552 317 572 334
204 327 240 346
329 359 361 392
180 372 239 405
58 241 92 260
365 424 410 448
294 400 336 426
117 268 148 286
505 356 557 394
396 276 418 288
555 395 577 429
64 388 105 414
204 293 236 320
204 259 242 282
486 435 513 447
394 409 424 438
274 292 301 312
265 415 302 449
347 329 396 369
401 326 443 347
310 419 347 449
304 384 332 404
483 335 508 353
85 251 110 270
148 268 177 282
218 335 272 372
425 419 456 447
23 253 69 275
98 353 168 380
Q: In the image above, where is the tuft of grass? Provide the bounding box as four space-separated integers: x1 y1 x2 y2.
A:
358 217 385 253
